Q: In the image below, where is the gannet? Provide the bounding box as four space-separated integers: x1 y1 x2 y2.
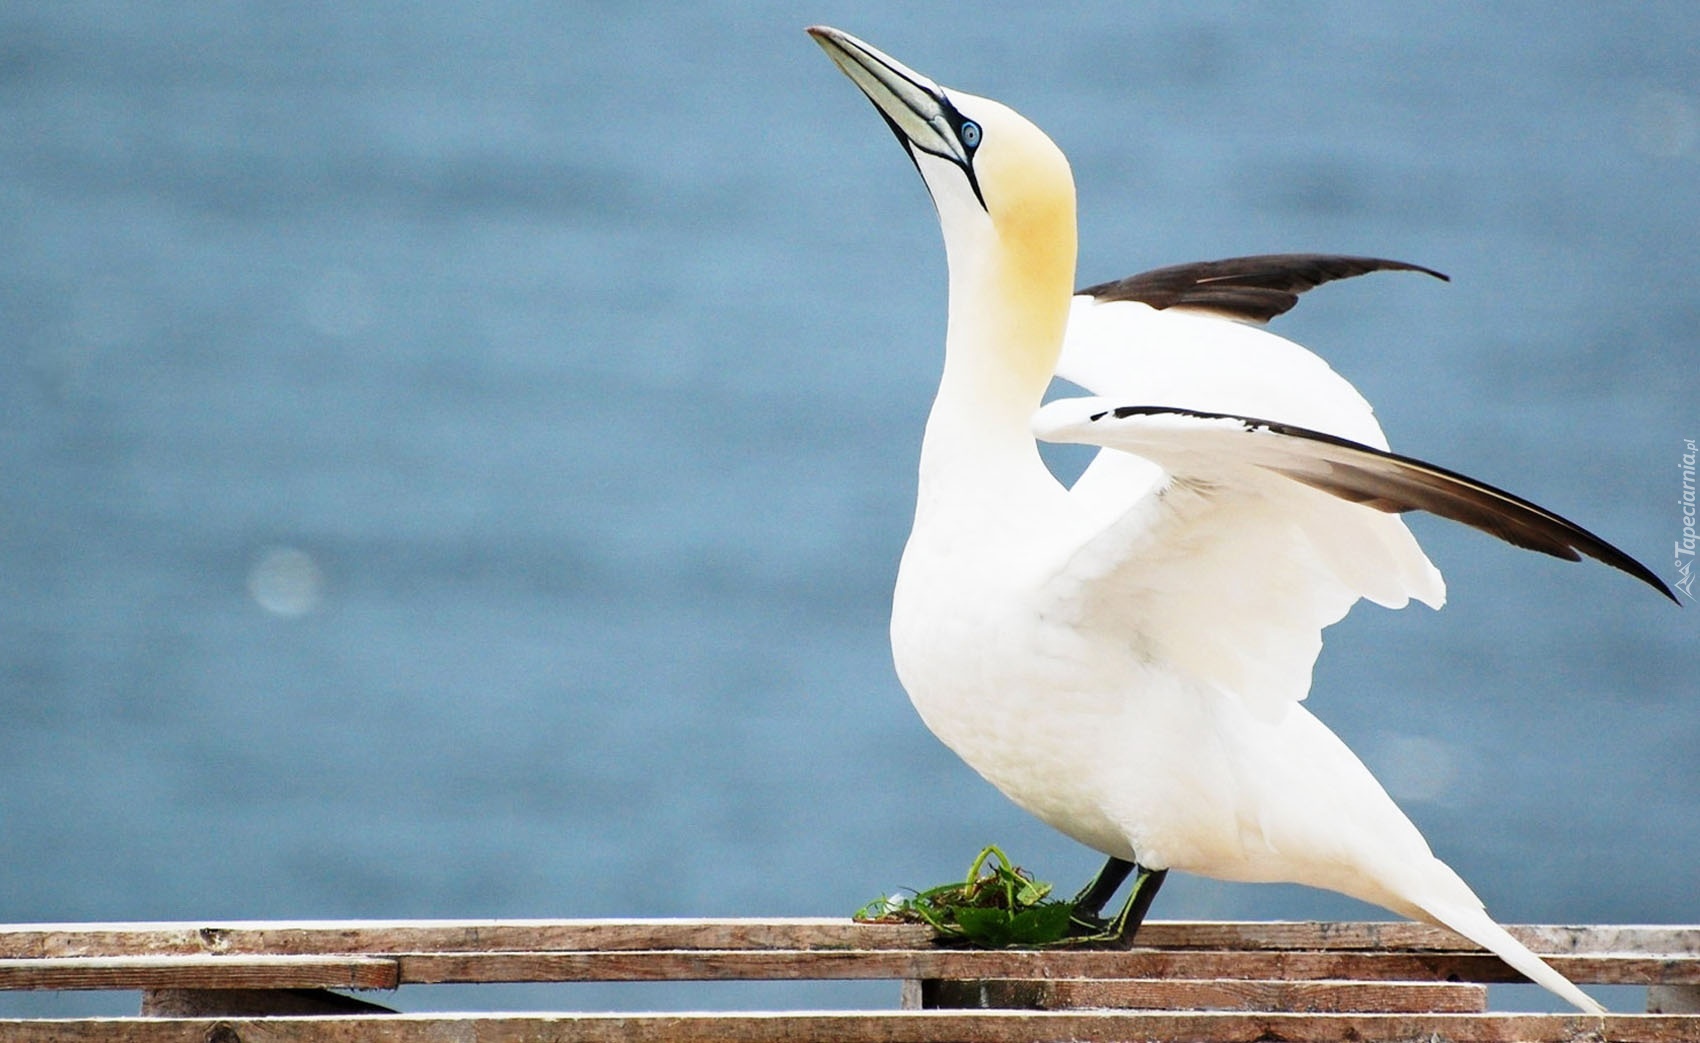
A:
810 26 1678 1014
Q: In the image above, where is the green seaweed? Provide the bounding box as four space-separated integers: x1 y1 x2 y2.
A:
854 845 1076 947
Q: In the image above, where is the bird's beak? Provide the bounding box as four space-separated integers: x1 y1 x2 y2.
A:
807 25 973 169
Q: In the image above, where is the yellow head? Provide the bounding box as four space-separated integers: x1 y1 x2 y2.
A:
809 26 1077 411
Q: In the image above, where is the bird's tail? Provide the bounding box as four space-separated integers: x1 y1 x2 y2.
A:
1406 867 1604 1015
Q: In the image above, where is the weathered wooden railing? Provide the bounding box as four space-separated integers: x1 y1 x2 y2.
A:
2 919 1698 1040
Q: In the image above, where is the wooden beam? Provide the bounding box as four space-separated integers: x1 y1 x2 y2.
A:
387 946 1700 986
1136 921 1700 955
2 919 1695 959
0 1010 1696 1043
0 955 397 992
0 918 935 959
1648 985 1700 1014
4 946 1694 992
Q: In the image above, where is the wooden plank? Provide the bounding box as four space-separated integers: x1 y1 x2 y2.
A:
390 946 1700 986
0 918 935 959
1648 984 1700 1013
0 955 397 992
1134 921 1700 955
2 918 1696 959
4 944 1695 992
915 976 1488 1012
0 1011 1696 1043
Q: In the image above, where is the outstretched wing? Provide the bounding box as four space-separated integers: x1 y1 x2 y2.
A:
1034 255 1667 714
1038 399 1675 599
1029 397 1672 717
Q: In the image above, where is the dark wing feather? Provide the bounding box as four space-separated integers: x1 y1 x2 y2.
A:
1085 404 1678 603
1079 254 1449 324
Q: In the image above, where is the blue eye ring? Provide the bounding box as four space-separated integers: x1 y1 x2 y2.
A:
960 120 981 149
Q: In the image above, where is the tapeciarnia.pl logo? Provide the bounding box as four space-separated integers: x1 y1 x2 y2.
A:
1678 438 1697 599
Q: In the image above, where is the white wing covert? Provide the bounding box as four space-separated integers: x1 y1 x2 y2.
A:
1036 257 1453 714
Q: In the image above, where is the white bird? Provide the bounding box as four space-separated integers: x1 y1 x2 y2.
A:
809 25 1676 1015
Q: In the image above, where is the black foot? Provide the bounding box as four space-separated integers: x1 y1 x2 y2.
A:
1065 859 1167 947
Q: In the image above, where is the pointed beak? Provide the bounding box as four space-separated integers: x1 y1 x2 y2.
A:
807 25 973 169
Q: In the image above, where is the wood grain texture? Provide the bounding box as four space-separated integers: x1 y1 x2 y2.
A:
1135 921 1700 955
1648 984 1700 1014
2 1011 1698 1043
0 918 935 959
387 946 1700 986
0 955 397 991
0 919 1692 1039
3 918 1697 958
3 921 1698 992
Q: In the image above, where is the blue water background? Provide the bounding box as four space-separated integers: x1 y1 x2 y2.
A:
2 1 1696 1016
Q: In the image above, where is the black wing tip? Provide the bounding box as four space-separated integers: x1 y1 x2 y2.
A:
1641 569 1684 605
1095 404 1679 605
1365 257 1450 283
1550 525 1680 605
1078 253 1449 323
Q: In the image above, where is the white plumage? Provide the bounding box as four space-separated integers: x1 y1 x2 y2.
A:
811 25 1671 1015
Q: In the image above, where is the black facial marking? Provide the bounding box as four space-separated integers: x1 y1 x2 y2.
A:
936 93 988 210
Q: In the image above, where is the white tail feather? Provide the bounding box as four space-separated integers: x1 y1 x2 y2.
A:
1415 891 1604 1014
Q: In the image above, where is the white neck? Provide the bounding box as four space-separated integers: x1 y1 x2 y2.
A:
914 188 1076 513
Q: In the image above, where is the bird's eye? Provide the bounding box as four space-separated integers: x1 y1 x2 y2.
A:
960 120 981 148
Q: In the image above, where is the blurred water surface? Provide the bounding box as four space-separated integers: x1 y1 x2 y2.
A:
1 1 1696 1016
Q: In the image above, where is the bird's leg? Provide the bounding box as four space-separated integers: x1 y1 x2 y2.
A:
1067 855 1135 934
1104 866 1168 946
1064 860 1168 946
